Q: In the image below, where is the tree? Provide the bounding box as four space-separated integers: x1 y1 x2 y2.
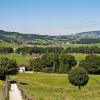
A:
0 57 18 80
79 55 100 74
65 46 100 54
68 67 89 89
59 54 77 73
41 53 59 73
29 58 43 72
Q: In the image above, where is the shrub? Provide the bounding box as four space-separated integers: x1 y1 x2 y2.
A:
68 67 89 89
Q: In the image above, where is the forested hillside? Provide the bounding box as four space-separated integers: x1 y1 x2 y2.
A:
0 30 100 44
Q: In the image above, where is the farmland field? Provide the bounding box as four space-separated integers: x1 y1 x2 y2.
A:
0 53 28 64
0 42 31 48
71 53 87 61
0 42 19 48
12 73 100 100
72 53 100 61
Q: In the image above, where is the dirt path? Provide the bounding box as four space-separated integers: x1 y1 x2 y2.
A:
9 83 23 100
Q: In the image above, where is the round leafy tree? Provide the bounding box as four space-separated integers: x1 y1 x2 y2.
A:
68 67 89 89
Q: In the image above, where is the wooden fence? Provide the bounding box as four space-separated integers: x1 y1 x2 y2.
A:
0 76 10 100
17 82 34 100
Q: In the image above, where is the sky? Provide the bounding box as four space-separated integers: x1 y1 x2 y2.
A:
0 0 100 35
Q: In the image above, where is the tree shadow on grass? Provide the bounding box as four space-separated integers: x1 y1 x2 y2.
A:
20 82 28 85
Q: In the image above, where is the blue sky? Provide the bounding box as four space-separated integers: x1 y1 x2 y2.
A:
0 0 100 35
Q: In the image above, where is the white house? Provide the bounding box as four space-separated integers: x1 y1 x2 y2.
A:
19 67 25 73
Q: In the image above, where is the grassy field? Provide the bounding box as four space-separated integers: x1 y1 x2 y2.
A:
0 53 28 64
72 53 100 61
0 42 19 48
71 53 87 61
12 73 100 100
0 80 3 94
0 42 32 48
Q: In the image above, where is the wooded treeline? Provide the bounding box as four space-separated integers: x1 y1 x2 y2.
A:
15 46 100 54
29 53 77 73
29 53 100 74
0 46 100 54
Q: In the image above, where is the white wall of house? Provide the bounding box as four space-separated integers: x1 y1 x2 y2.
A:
19 67 25 73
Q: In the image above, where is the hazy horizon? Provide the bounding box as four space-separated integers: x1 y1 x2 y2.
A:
0 0 100 35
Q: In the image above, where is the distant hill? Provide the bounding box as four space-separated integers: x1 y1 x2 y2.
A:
74 31 100 44
0 30 55 44
75 31 100 39
0 30 75 44
0 30 100 44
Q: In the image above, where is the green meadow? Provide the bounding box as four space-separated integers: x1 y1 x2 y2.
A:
0 42 18 48
12 73 100 100
0 53 28 64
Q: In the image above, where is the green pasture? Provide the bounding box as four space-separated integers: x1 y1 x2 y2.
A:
71 53 87 61
0 42 31 48
12 73 100 100
0 42 19 48
72 53 100 61
0 53 28 64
